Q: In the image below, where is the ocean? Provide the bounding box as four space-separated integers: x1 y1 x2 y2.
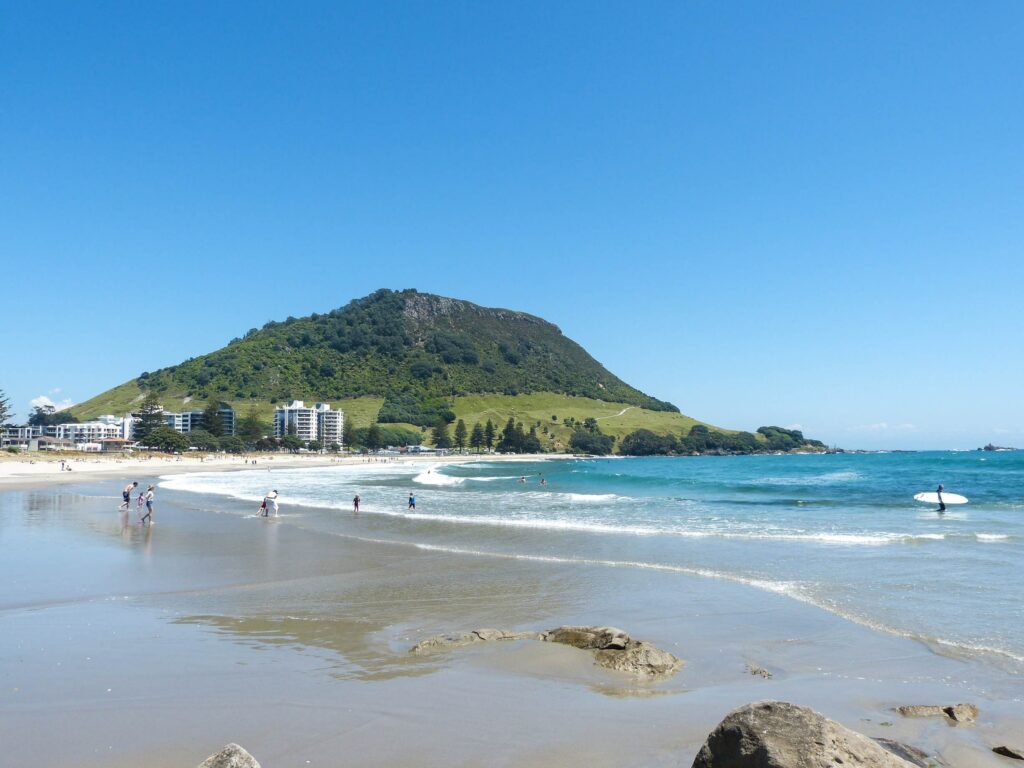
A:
161 450 1024 674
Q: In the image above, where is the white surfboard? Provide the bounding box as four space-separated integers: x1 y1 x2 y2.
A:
914 491 968 505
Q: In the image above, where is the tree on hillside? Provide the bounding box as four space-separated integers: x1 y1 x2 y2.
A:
365 423 383 451
28 405 79 427
201 399 224 436
484 419 495 451
342 418 357 450
135 391 165 444
188 429 219 452
569 429 613 455
219 435 245 453
469 422 485 454
431 418 452 449
0 389 10 425
453 419 467 452
523 425 543 454
238 408 264 443
496 418 519 453
147 426 190 453
281 434 303 453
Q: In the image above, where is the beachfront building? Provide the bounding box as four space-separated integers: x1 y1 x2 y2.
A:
164 405 236 435
44 418 131 446
1 424 44 450
273 401 344 446
316 403 344 447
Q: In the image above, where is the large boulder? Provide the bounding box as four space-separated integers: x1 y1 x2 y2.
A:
198 743 260 768
691 701 918 768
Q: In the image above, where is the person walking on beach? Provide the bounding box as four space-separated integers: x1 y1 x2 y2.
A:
137 489 145 517
936 483 946 513
261 489 279 517
408 492 416 510
140 485 155 525
119 481 138 510
353 494 360 513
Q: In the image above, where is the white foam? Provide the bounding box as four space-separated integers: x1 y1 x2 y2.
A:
412 468 464 486
976 533 1010 542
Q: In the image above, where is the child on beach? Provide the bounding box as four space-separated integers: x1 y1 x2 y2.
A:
353 494 360 513
140 485 155 525
261 490 279 517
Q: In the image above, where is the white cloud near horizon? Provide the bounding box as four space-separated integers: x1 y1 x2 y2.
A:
847 422 917 433
30 394 75 411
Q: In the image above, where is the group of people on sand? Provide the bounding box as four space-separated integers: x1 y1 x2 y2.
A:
118 481 155 524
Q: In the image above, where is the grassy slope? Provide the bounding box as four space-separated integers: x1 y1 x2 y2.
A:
450 393 723 450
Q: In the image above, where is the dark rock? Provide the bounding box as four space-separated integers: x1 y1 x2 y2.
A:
994 745 1024 760
875 738 932 767
745 662 772 679
691 700 917 767
198 743 260 768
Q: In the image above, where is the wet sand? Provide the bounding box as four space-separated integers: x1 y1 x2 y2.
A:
1 476 1020 767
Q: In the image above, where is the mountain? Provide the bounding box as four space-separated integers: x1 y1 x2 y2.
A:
73 290 682 429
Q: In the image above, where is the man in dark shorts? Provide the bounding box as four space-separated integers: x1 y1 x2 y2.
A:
408 493 416 510
119 481 138 510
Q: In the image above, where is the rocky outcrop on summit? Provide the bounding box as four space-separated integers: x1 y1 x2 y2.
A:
896 703 978 723
198 743 260 768
691 701 918 768
411 625 682 679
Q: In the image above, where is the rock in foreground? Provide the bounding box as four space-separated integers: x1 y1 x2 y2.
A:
692 700 917 768
198 743 260 768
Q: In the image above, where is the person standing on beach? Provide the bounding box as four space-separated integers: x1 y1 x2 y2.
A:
140 485 155 525
353 494 360 513
408 493 416 510
119 481 138 510
261 489 279 517
936 483 946 513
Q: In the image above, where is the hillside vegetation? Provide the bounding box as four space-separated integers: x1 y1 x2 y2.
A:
74 290 676 428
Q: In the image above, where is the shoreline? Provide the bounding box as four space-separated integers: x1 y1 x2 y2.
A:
2 472 1020 767
0 451 567 488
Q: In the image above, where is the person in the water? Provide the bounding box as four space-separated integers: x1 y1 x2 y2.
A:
936 483 946 513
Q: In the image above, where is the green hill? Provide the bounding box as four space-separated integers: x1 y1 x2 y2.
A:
73 289 679 427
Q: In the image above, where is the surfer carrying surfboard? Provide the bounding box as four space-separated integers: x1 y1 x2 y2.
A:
936 484 946 513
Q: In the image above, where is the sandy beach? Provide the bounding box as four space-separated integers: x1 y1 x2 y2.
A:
1 462 1020 767
0 451 563 486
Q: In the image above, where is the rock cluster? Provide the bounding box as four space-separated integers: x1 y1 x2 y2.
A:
198 743 260 768
896 703 978 723
411 625 682 678
691 700 920 768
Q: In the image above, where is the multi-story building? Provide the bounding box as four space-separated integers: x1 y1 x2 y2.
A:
44 419 128 446
273 401 344 446
164 405 236 435
1 425 43 450
274 400 318 441
315 402 344 448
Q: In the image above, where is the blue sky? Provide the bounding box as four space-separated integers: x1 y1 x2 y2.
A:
2 2 1022 449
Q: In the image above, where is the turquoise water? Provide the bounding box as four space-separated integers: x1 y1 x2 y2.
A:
162 451 1024 672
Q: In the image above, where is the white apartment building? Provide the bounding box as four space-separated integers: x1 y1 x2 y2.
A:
45 418 128 445
273 401 344 446
316 403 344 447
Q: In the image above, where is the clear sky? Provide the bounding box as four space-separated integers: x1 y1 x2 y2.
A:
2 2 1022 449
